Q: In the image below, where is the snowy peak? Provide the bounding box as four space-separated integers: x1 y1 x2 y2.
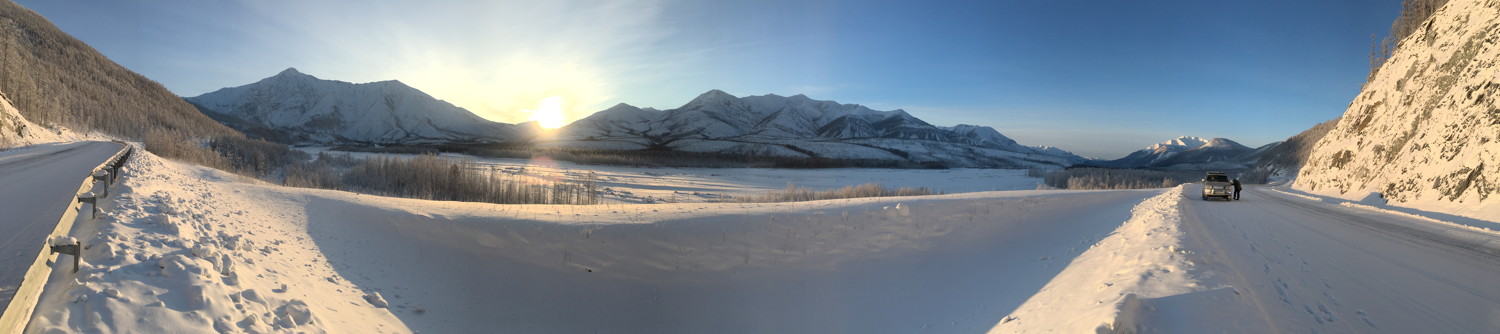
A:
276 67 307 77
948 124 1020 148
1147 136 1210 152
1088 135 1261 169
264 67 317 84
604 102 642 113
1197 138 1248 151
681 89 738 109
187 68 519 145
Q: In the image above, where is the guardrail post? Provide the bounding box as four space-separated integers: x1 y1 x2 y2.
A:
108 148 130 184
48 238 80 273
78 193 97 219
109 163 121 184
92 170 109 198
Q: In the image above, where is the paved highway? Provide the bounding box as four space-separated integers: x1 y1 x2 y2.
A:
0 141 124 313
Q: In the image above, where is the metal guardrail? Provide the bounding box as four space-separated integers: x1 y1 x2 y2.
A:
0 141 132 334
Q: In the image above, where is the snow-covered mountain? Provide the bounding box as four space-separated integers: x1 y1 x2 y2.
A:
1297 0 1499 218
1087 136 1267 170
186 68 519 145
552 90 1084 168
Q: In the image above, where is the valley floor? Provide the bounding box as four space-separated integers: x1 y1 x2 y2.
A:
19 144 1500 333
297 147 1044 203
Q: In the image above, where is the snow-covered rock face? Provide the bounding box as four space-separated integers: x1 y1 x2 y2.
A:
1296 0 1499 218
186 68 518 145
556 90 1085 168
1091 136 1262 170
0 91 80 148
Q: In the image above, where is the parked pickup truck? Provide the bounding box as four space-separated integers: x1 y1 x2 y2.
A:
1201 171 1233 201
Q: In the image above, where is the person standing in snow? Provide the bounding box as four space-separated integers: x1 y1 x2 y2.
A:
1231 178 1243 200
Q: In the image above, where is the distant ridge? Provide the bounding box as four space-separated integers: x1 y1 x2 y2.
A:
186 68 520 145
1084 136 1268 170
551 90 1085 168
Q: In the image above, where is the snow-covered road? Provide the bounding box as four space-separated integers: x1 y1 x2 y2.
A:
1170 186 1500 332
0 141 123 312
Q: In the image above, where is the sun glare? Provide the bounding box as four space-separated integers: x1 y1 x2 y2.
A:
526 96 568 129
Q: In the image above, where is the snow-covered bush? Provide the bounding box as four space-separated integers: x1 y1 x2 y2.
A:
1043 168 1199 190
735 182 936 203
1369 0 1450 77
282 153 346 189
206 136 302 177
144 129 299 178
336 154 601 204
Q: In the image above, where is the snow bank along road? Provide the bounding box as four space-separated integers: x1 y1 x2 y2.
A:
19 147 1500 333
0 142 125 323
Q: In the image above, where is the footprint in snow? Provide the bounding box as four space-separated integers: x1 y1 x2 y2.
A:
1357 309 1376 328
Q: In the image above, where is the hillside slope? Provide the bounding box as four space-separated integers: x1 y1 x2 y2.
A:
0 0 236 140
1296 0 1499 218
1245 118 1340 183
187 68 519 145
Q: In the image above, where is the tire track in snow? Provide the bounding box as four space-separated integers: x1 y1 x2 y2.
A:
1258 191 1500 305
1182 186 1500 333
1176 187 1285 334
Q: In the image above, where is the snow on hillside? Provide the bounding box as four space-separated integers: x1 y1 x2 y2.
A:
1296 0 1500 221
1248 117 1340 183
185 68 518 145
551 90 1083 168
0 91 84 149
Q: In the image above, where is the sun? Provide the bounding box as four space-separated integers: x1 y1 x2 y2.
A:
525 96 568 129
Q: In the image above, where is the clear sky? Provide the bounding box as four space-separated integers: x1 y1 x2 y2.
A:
19 0 1400 159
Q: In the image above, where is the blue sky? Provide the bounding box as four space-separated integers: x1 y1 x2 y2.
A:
20 0 1400 158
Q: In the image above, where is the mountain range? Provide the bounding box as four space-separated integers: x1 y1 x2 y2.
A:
183 68 1091 168
186 68 521 145
176 69 1337 171
550 90 1086 168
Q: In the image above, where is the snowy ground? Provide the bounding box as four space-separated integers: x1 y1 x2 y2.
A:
21 144 1500 333
296 147 1045 203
